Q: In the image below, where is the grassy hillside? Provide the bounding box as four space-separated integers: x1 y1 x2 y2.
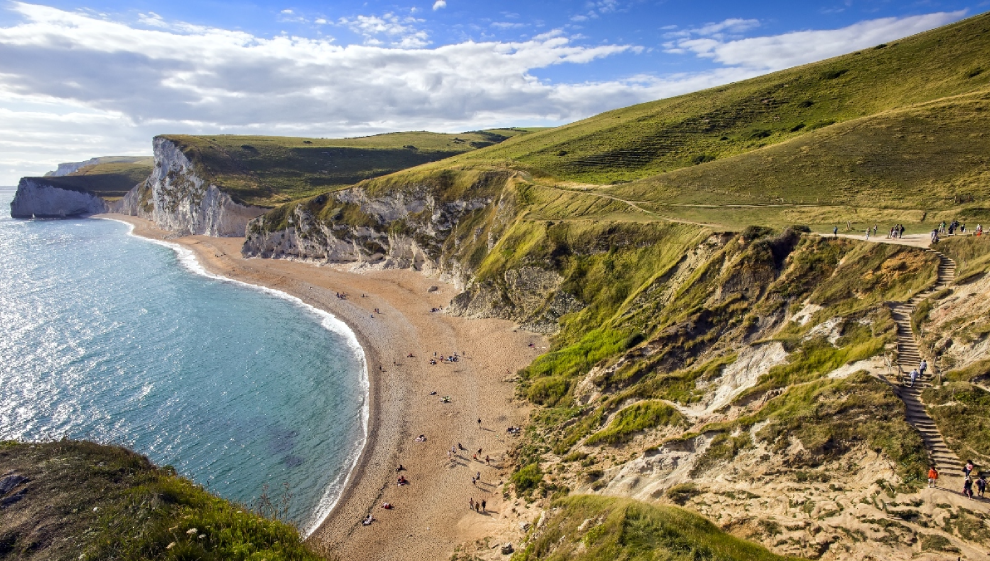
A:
166 129 537 207
0 440 321 561
606 92 990 231
27 158 154 201
514 495 804 561
455 11 990 185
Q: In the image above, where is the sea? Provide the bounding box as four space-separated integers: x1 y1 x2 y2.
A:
0 188 367 535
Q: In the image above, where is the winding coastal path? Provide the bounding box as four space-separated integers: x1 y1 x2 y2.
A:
888 252 964 477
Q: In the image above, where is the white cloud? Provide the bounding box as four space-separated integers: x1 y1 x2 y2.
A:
339 13 430 47
432 1 446 11
665 11 965 69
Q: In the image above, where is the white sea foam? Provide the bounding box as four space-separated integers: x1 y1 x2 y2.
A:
102 217 369 538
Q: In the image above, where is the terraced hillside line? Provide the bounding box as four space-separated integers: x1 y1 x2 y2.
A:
889 251 961 476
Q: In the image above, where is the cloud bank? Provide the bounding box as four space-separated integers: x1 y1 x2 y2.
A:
0 3 966 183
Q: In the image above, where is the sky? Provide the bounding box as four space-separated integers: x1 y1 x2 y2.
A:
0 0 984 184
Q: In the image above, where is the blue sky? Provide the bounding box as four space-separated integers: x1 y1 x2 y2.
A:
0 0 983 183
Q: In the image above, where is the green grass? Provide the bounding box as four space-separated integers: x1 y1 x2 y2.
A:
752 372 928 488
922 382 990 465
0 440 321 561
513 495 806 561
608 93 990 230
25 159 154 201
585 401 686 446
933 234 990 282
164 130 534 207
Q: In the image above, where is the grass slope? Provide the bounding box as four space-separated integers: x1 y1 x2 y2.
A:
165 129 537 207
457 11 990 185
27 159 155 201
607 93 990 231
0 440 321 561
514 495 805 561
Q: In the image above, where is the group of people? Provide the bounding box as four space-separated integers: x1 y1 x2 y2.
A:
927 460 988 499
888 224 906 239
468 497 487 513
430 351 460 365
907 360 928 387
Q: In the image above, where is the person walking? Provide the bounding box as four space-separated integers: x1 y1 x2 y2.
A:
976 474 987 497
833 226 838 238
909 368 919 387
481 499 487 513
964 460 975 478
928 465 939 488
919 360 927 377
963 475 974 499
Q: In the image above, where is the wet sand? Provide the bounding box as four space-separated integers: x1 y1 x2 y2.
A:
100 214 546 560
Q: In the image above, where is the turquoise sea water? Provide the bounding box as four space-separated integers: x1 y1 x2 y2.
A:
0 189 366 534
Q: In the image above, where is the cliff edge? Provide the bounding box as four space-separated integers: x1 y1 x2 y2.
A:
10 177 109 218
116 136 266 237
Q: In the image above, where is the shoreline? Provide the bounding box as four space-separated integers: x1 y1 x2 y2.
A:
98 216 370 537
97 213 546 560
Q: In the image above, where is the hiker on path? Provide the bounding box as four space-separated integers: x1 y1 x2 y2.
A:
928 465 939 488
977 474 987 497
909 368 919 387
833 226 838 238
865 229 870 241
964 460 975 478
919 360 928 377
964 476 974 499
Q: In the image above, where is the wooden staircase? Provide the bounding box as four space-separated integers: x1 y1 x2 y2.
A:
888 253 962 475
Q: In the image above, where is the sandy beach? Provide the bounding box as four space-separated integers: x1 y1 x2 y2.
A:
100 214 546 560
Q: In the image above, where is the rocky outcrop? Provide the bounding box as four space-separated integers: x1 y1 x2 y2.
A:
10 178 108 218
242 182 498 288
117 137 266 237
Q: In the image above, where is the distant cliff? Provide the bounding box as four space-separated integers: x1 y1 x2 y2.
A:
10 177 108 218
117 137 266 237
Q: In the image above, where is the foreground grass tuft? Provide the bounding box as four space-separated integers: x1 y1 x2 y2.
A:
0 440 321 561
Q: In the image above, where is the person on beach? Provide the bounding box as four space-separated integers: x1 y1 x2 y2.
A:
363 514 375 525
481 499 486 513
928 465 939 488
485 455 491 465
397 464 405 472
469 498 474 510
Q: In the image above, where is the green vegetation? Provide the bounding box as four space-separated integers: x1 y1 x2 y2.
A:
0 440 320 560
27 159 154 201
923 382 990 464
934 234 990 282
512 495 804 561
585 401 686 446
752 373 927 488
165 130 534 207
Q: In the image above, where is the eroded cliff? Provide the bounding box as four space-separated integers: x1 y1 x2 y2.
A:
117 137 267 237
10 178 108 218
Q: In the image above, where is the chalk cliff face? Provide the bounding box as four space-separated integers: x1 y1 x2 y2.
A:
242 183 495 288
117 137 266 237
10 178 108 218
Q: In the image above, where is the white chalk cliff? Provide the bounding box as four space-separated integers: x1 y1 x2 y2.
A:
10 178 108 218
117 137 266 237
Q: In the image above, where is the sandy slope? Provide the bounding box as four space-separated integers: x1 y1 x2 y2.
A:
99 214 546 560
